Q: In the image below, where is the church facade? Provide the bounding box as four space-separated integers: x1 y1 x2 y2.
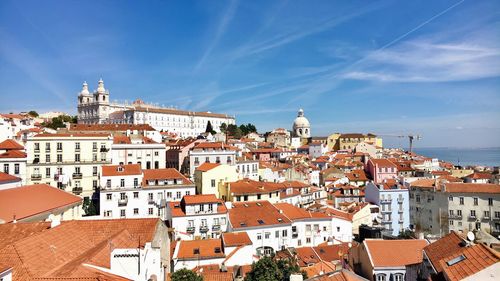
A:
77 79 235 138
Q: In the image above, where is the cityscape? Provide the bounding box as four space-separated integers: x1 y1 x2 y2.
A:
0 1 499 281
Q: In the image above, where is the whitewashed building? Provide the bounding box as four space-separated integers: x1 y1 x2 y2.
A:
111 135 166 170
188 142 237 177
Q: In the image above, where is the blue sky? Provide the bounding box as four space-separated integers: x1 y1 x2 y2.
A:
1 0 499 148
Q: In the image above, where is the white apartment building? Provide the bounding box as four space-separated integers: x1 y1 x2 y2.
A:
77 79 235 138
409 180 500 237
26 133 112 199
236 157 259 180
166 194 229 240
100 165 195 219
188 142 237 177
0 139 27 184
111 135 166 170
365 181 410 237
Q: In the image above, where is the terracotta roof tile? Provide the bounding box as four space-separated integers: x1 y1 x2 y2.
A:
176 239 225 260
0 184 82 223
196 162 221 172
182 194 220 204
444 183 500 194
143 168 192 185
0 150 27 158
440 243 500 281
364 239 428 267
101 164 142 177
0 172 22 184
228 201 291 229
0 139 24 150
424 231 466 272
221 232 253 247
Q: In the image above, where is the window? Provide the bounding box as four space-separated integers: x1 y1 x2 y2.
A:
3 164 8 174
154 151 159 156
257 233 262 240
14 164 19 174
376 274 386 281
120 193 126 200
221 217 226 225
470 210 476 217
495 211 500 219
57 154 62 162
93 166 98 176
176 191 181 199
211 179 216 188
394 274 404 281
449 210 454 216
134 208 139 215
134 178 138 187
459 197 464 205
120 209 126 217
167 192 172 198
275 230 280 238
75 142 80 150
473 198 478 205
265 232 270 239
133 192 139 198
106 194 112 200
75 154 80 162
484 211 490 218
148 208 153 215
488 198 493 206
104 210 112 217
34 143 40 151
93 142 97 151
56 142 62 151
450 220 454 226
106 179 111 188
45 154 50 163
45 143 50 151
120 179 125 187
337 226 340 232
282 230 288 237
208 204 213 212
457 210 462 216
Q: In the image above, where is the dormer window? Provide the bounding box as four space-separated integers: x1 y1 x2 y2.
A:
117 166 124 172
193 248 200 255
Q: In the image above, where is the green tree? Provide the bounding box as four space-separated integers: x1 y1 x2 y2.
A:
277 258 307 280
28 111 39 117
227 124 242 139
43 115 77 130
220 122 227 133
171 269 203 281
205 121 216 135
82 197 98 216
245 256 283 281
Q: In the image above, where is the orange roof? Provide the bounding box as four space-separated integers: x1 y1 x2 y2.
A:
424 231 466 272
33 133 111 138
169 199 228 217
466 172 492 180
369 158 397 168
440 243 500 281
143 168 192 185
345 170 368 182
221 232 253 247
0 150 27 158
310 269 366 281
0 222 50 251
112 135 131 144
176 239 225 260
182 194 219 204
274 203 330 220
69 123 156 131
0 172 21 184
196 162 221 172
228 201 291 229
0 139 24 150
364 239 428 267
193 142 233 150
302 261 337 278
0 218 159 281
0 184 82 223
101 164 142 177
445 183 500 194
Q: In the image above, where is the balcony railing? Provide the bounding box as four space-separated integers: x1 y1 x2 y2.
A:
381 209 392 213
449 214 463 220
397 197 404 203
468 215 477 220
72 173 83 179
100 147 109 152
186 226 195 233
381 220 392 224
212 224 221 231
31 174 42 180
72 187 83 195
118 197 128 206
493 217 500 221
482 216 491 221
148 198 155 204
200 226 209 233
380 199 392 204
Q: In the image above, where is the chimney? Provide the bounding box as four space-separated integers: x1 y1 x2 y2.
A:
49 214 61 228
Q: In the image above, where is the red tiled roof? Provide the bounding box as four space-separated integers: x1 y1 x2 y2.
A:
445 183 500 194
0 222 50 250
101 164 142 177
169 199 228 217
0 184 82 223
228 201 291 229
182 194 219 204
143 168 192 185
0 172 21 184
274 203 330 220
221 232 253 247
369 158 397 168
0 150 27 158
0 218 159 281
440 243 500 281
0 139 24 150
364 239 428 267
424 231 466 272
196 162 221 172
176 239 225 260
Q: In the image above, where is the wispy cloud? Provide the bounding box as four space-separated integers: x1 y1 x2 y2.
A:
194 0 239 72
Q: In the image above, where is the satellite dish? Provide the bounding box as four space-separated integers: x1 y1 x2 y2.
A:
467 231 475 241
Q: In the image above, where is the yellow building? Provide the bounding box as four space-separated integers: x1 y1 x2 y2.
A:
194 162 238 198
327 133 341 151
332 133 383 151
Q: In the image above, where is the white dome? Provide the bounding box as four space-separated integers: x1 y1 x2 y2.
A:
292 108 311 138
79 81 90 96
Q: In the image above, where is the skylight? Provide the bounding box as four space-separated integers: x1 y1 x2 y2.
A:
257 219 265 225
446 255 466 266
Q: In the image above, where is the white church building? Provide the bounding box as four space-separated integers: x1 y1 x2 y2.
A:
77 79 236 138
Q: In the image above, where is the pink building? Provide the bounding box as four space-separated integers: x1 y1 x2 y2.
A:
166 139 204 174
366 158 398 183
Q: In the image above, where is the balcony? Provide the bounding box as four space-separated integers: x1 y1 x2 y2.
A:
381 220 392 224
493 217 500 222
72 173 83 179
33 158 40 164
468 215 477 221
92 148 98 152
449 214 463 220
292 232 298 238
148 198 155 204
100 147 109 152
398 219 405 223
200 225 209 233
31 174 42 180
397 197 404 203
72 187 83 195
75 148 80 152
398 209 404 213
118 197 128 206
212 224 221 231
186 226 195 233
380 199 392 204
381 209 392 214
482 216 491 221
